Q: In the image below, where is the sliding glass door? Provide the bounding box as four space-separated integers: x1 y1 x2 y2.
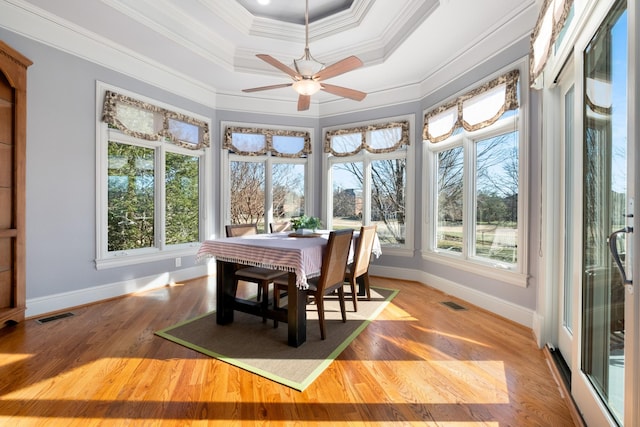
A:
571 1 636 424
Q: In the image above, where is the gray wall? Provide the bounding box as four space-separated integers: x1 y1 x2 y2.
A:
1 28 216 301
0 26 538 312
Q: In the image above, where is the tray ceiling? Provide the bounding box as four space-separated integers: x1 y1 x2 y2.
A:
2 0 541 113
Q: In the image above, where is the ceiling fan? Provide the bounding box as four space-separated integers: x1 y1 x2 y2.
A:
242 0 366 111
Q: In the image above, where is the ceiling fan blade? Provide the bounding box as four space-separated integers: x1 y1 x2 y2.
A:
297 94 311 111
320 83 367 101
314 56 363 81
242 83 292 93
256 54 301 79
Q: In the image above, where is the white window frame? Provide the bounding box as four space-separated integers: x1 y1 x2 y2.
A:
422 60 529 287
220 121 314 232
323 114 415 257
95 81 212 269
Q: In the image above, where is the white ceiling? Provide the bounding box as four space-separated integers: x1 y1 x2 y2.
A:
4 0 541 114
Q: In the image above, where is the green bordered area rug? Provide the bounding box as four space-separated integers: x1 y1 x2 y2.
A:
155 286 397 391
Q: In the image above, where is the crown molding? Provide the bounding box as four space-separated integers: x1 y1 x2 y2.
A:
0 0 219 108
102 0 234 71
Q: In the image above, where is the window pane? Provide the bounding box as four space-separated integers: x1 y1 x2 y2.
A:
273 163 305 220
332 162 363 230
272 135 306 155
165 152 199 245
475 131 518 263
230 161 265 230
427 106 458 141
330 133 361 154
371 158 406 245
108 142 155 251
367 127 402 150
462 83 507 127
231 133 266 153
168 119 199 146
115 103 159 134
436 147 463 253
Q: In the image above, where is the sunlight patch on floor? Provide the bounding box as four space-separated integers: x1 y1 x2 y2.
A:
413 325 491 347
336 359 509 404
3 356 509 406
382 302 419 320
0 353 32 368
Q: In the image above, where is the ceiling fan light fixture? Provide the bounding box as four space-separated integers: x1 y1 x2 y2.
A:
293 79 321 96
242 0 365 110
294 57 324 77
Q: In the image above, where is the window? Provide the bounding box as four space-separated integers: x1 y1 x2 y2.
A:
324 117 414 254
529 0 574 87
222 124 312 232
96 84 211 268
423 68 528 285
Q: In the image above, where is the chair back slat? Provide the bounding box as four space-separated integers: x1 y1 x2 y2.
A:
226 223 258 237
316 229 353 294
269 221 291 233
352 225 377 277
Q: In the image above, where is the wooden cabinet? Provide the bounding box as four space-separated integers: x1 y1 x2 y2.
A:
0 41 32 328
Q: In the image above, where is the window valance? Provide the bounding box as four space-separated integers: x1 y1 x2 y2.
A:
324 120 409 157
102 90 210 150
529 0 573 87
224 126 311 158
423 69 519 143
585 77 612 116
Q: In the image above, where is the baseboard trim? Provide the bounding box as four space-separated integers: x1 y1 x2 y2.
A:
369 265 534 328
27 263 533 329
25 264 210 318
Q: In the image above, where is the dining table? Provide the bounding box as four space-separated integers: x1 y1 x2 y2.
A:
196 230 381 347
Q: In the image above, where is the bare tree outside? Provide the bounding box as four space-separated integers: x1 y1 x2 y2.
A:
435 131 519 263
273 163 305 220
371 159 406 244
475 132 519 263
230 161 265 227
230 160 305 230
332 158 406 245
332 161 362 230
436 146 464 252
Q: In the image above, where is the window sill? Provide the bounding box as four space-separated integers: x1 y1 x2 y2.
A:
421 250 529 287
378 246 413 257
95 246 199 270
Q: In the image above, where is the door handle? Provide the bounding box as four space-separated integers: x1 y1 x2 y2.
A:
608 227 633 285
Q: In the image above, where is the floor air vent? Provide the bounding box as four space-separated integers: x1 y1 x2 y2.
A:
441 301 467 311
36 312 75 324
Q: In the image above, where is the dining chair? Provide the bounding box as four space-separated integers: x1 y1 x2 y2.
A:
269 221 291 233
225 223 286 322
225 223 259 237
273 228 354 339
344 225 377 311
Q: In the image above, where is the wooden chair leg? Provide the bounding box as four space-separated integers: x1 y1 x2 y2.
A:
348 277 358 312
363 273 371 300
317 296 326 340
337 287 347 323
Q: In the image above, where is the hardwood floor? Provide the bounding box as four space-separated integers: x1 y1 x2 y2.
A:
0 276 575 426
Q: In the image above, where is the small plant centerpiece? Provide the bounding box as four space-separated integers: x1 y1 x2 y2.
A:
290 215 322 235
